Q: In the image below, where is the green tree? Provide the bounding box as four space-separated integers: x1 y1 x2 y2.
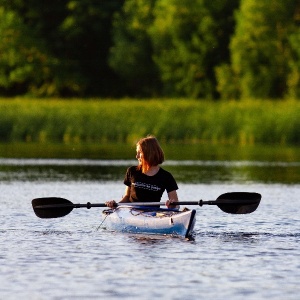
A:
218 0 299 99
149 0 239 98
60 0 125 96
0 6 58 95
109 0 160 96
0 0 124 96
0 0 75 96
287 5 300 98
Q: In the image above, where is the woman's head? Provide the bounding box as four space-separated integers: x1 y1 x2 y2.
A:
136 135 164 172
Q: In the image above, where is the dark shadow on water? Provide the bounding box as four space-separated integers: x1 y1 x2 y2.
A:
0 142 299 184
0 159 299 183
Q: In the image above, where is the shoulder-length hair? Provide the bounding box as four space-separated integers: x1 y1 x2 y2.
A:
137 135 164 173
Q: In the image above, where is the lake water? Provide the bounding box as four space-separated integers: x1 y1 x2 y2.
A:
0 158 299 299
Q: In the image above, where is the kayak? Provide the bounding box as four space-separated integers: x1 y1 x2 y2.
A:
102 205 196 238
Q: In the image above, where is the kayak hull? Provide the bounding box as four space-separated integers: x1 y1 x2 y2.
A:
102 205 196 238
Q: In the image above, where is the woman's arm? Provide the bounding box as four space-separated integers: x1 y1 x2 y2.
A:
166 190 179 209
105 186 131 208
119 186 131 203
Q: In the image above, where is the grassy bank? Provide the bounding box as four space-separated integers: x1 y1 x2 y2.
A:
0 98 299 145
0 142 299 162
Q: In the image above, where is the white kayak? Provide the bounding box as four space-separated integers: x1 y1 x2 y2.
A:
102 205 196 238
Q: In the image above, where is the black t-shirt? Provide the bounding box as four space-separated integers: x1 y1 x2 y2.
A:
124 166 178 202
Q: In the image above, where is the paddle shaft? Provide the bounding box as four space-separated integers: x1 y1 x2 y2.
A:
34 199 258 209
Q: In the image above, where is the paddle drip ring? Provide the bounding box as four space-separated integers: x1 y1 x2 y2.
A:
86 202 91 209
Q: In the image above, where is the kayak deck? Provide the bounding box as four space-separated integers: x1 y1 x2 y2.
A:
102 205 196 238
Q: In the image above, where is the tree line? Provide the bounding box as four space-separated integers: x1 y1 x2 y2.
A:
0 0 299 99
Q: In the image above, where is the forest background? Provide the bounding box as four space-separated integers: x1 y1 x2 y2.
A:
0 0 299 153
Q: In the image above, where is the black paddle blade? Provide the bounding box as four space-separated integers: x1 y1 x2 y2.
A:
32 197 74 218
216 192 261 214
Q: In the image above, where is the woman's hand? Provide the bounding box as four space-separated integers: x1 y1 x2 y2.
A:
105 200 117 208
166 199 179 209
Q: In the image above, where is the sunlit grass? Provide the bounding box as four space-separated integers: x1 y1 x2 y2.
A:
0 98 299 145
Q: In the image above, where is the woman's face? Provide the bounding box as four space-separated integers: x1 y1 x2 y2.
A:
136 145 143 165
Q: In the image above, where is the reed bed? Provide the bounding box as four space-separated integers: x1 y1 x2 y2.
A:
0 98 299 145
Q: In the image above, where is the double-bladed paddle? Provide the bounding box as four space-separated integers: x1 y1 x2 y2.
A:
32 192 261 219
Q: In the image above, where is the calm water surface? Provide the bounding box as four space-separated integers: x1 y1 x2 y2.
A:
0 158 299 300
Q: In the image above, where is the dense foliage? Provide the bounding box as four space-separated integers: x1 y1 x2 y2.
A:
0 0 300 99
216 0 300 99
0 0 124 96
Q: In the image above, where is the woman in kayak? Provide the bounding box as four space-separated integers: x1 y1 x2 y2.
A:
105 135 179 209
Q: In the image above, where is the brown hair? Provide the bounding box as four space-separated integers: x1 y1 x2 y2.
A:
137 135 164 173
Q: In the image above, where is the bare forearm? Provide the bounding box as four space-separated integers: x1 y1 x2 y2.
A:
167 190 179 208
119 195 130 203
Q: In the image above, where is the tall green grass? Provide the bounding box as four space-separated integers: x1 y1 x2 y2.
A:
0 98 299 145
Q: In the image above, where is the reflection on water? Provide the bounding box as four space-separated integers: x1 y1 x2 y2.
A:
0 158 299 184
